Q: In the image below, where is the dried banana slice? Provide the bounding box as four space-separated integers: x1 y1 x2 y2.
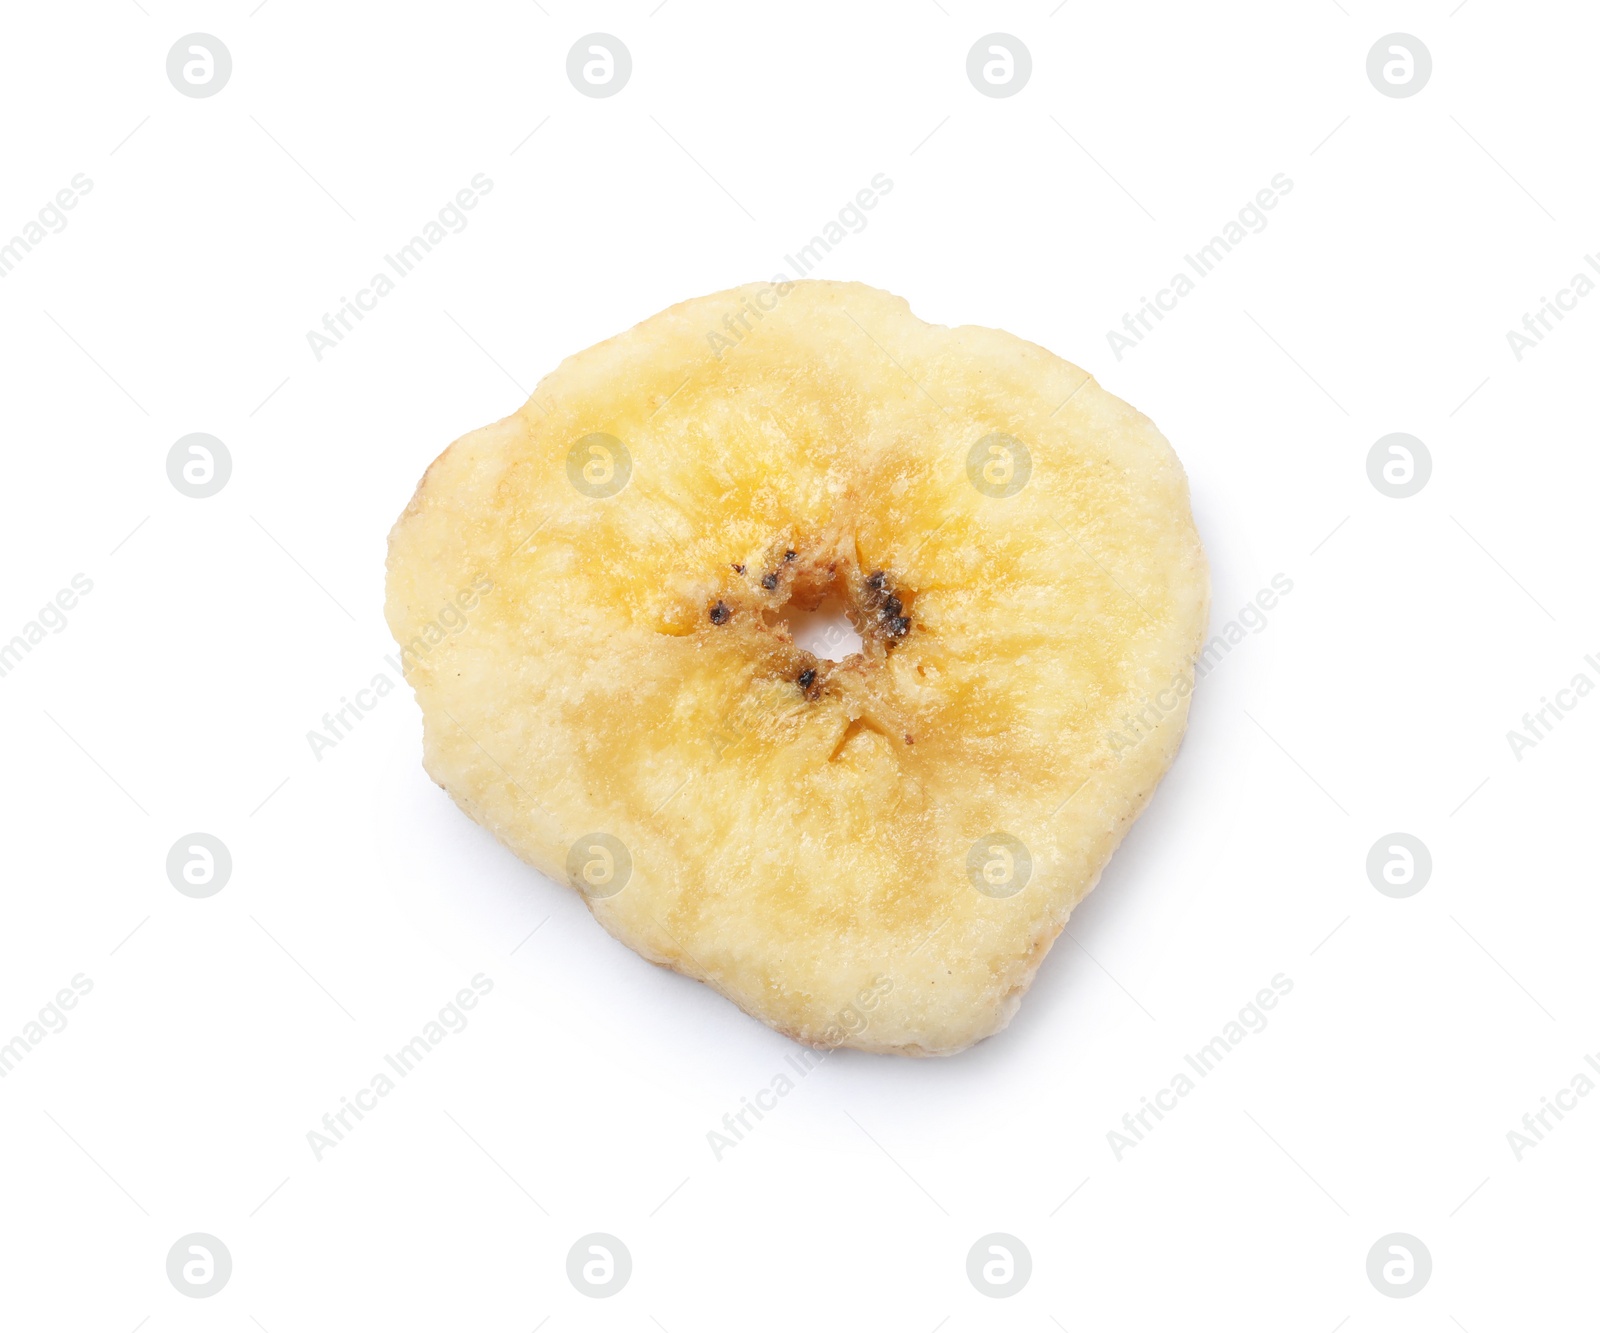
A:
386 281 1208 1055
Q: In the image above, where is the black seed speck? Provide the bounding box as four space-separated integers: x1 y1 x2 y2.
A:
784 549 796 562
865 570 887 592
732 563 745 574
761 572 778 590
709 601 730 624
886 615 910 637
797 668 816 690
882 595 902 618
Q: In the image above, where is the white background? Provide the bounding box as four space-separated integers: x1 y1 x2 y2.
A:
1 1 1595 1328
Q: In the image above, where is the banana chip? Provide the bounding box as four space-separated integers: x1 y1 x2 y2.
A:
386 281 1208 1055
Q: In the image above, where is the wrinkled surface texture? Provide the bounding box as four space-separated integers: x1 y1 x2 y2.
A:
386 281 1209 1055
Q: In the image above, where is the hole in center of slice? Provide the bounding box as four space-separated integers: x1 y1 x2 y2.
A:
781 596 862 662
